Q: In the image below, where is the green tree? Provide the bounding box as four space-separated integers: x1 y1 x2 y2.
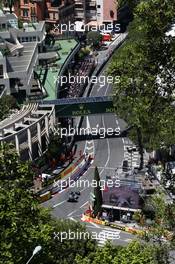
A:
117 0 140 12
75 240 167 264
141 188 175 250
87 31 102 48
109 0 175 167
0 95 18 122
0 144 96 264
93 166 103 216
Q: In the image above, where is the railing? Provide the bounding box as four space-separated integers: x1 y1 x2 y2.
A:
56 41 81 98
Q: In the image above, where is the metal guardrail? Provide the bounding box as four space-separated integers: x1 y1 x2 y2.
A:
56 41 81 98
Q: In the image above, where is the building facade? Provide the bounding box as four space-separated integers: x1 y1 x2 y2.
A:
74 0 117 25
13 0 75 26
14 0 46 22
96 0 117 25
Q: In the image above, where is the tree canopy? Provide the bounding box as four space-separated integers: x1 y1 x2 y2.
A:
0 95 18 122
86 31 103 48
75 240 167 264
0 146 173 263
0 144 95 264
109 0 175 152
93 166 103 216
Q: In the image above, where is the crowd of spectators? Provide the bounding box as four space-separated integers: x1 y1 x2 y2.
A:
66 56 95 98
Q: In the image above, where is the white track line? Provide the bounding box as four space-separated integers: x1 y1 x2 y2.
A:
52 200 66 208
80 201 89 208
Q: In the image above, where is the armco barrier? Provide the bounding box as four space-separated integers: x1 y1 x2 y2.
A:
37 156 86 199
59 155 84 179
38 156 92 202
61 164 75 178
66 158 91 186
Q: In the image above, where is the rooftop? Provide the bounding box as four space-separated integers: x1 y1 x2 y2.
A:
37 39 77 100
22 21 45 32
7 42 37 73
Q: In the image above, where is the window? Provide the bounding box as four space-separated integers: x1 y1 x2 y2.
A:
54 13 58 20
23 9 28 17
97 5 101 8
33 36 36 41
110 10 114 18
22 37 28 42
24 0 28 4
0 65 3 78
49 13 53 20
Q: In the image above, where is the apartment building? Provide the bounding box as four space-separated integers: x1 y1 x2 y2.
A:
74 0 117 26
0 10 46 98
13 0 74 26
14 0 45 22
96 0 117 25
74 0 95 23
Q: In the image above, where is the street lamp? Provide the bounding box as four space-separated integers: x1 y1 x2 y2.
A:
26 245 42 264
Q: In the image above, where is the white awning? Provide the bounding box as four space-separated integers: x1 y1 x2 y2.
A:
102 204 141 212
